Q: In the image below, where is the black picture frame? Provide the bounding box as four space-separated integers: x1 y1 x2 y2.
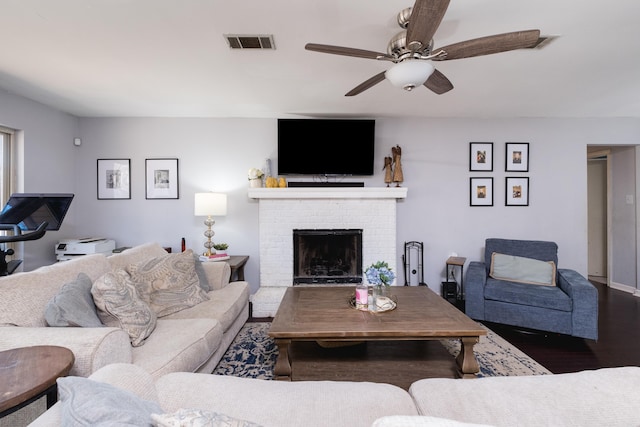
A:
469 142 493 172
505 177 529 206
470 177 493 207
505 142 529 172
145 158 179 199
97 159 131 200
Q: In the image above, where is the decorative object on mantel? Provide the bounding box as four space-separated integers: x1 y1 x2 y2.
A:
265 176 278 188
278 177 287 188
365 260 397 310
248 168 264 188
383 156 393 187
392 145 403 187
194 192 227 256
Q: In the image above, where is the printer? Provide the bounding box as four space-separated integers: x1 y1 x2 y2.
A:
55 238 116 261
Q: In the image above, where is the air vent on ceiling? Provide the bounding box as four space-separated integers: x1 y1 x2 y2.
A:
224 34 275 50
529 35 560 49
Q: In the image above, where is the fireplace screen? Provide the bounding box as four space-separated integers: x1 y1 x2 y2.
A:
293 229 363 284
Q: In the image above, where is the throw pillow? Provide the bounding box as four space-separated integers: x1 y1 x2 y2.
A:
152 408 263 427
57 376 162 426
127 249 209 317
44 272 104 327
91 269 157 346
193 253 210 292
490 252 557 286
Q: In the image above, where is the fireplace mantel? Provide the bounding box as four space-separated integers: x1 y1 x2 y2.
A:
248 187 407 199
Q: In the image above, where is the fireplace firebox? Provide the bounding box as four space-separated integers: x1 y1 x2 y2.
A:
293 229 362 284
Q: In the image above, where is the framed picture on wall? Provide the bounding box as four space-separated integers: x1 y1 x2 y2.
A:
97 159 131 200
145 158 179 199
505 142 529 172
506 177 529 206
469 142 493 171
470 177 493 207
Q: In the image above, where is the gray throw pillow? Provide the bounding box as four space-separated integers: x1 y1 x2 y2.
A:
193 253 210 292
45 273 104 327
58 376 162 426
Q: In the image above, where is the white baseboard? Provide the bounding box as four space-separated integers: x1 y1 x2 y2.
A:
609 281 639 296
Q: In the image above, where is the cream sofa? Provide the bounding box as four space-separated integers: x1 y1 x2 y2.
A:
30 364 640 427
0 242 249 425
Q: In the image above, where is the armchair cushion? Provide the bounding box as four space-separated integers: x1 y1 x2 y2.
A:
489 253 556 287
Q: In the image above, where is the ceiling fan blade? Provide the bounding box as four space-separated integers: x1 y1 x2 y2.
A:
345 72 386 96
406 0 451 51
305 43 391 60
433 29 540 61
423 69 453 94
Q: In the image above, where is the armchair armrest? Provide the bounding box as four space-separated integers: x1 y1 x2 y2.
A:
464 261 487 320
557 269 599 340
0 326 132 377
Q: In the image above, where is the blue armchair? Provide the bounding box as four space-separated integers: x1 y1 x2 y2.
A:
465 238 598 340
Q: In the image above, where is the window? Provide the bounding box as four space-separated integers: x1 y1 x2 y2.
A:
0 127 14 206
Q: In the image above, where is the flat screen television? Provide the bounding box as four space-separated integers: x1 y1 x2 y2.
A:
277 119 375 176
0 193 74 231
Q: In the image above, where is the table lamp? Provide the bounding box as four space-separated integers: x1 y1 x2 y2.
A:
194 192 227 256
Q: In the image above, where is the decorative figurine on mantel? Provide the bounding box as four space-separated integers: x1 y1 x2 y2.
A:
392 145 403 187
383 156 393 187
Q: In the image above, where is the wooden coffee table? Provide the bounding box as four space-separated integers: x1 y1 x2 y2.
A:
0 346 75 418
269 286 486 382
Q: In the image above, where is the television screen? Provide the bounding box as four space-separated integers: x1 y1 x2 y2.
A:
277 119 375 176
0 193 74 231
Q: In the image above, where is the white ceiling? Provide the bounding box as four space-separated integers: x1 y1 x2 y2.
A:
1 0 639 119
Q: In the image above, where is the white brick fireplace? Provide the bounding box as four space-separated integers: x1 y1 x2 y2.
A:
248 187 408 317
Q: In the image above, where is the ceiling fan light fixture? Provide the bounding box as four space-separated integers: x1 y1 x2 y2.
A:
385 60 435 91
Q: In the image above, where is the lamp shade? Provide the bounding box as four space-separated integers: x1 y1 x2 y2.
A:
194 192 227 216
385 60 435 91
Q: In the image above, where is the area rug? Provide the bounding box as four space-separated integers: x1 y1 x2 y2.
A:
213 322 551 379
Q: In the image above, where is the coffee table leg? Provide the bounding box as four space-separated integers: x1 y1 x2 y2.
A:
456 337 480 379
274 339 292 381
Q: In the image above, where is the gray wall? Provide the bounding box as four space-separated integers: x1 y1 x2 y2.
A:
0 89 79 270
1 90 639 294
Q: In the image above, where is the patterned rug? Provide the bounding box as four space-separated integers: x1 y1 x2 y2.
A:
213 322 551 379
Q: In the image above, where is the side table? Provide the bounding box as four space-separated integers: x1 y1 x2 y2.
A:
227 255 249 281
0 346 75 418
445 256 467 310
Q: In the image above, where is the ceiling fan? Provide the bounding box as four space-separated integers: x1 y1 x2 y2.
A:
305 0 540 96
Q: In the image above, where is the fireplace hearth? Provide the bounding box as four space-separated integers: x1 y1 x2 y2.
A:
293 229 362 284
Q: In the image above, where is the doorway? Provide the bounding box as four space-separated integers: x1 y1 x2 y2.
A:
587 149 609 285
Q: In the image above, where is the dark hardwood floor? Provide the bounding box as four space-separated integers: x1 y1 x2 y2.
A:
484 282 640 373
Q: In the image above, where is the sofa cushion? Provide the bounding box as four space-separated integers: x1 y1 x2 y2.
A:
484 278 572 312
44 272 104 327
490 252 556 286
127 249 210 318
132 318 223 378
163 281 250 332
152 408 263 427
57 376 162 426
92 269 157 346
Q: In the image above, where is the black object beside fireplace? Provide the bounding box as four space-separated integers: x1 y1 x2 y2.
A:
293 229 363 284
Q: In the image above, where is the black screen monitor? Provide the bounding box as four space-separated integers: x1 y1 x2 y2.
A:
0 193 74 231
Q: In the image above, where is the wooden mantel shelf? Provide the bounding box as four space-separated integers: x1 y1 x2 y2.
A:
248 187 408 200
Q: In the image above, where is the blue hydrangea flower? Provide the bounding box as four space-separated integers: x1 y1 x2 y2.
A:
365 261 395 286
